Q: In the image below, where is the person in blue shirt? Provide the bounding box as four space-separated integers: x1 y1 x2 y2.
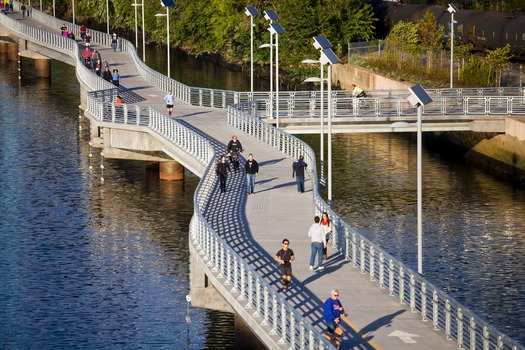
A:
323 289 345 333
164 90 174 116
111 69 121 87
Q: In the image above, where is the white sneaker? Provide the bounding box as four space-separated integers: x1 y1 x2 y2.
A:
309 265 314 270
317 266 325 271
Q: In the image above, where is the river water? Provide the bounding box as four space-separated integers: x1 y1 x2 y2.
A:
0 46 523 349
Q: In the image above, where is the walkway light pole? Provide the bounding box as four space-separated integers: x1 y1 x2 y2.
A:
261 10 279 121
52 0 55 16
106 0 109 34
406 84 433 275
448 3 458 89
269 22 285 128
245 6 259 94
131 1 141 50
72 0 75 25
155 7 171 78
302 36 335 187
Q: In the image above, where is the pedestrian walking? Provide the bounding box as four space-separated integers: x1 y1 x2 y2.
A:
85 31 92 48
245 153 259 194
21 4 26 17
111 69 121 87
274 239 295 290
323 289 346 349
308 215 326 271
102 66 112 82
111 33 118 52
323 289 346 333
164 90 174 116
102 58 109 69
227 135 243 172
80 24 86 41
321 212 331 260
216 155 231 193
292 155 308 193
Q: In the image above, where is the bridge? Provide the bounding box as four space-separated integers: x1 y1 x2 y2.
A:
2 4 523 350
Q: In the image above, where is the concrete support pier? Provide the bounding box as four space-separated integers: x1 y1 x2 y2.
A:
19 50 52 77
160 161 184 181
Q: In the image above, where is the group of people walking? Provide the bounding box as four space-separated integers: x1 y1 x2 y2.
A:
216 135 259 194
275 214 344 346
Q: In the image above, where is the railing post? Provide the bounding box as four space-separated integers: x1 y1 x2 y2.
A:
421 282 427 321
410 274 416 312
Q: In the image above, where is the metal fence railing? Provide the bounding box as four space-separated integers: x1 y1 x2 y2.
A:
4 6 523 349
228 101 524 350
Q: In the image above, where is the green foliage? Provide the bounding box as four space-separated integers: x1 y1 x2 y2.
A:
417 10 445 72
384 21 421 69
482 44 513 86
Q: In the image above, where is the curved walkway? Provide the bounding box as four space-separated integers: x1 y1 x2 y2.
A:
5 11 458 349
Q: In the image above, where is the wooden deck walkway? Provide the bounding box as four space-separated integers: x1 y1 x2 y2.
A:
10 12 457 349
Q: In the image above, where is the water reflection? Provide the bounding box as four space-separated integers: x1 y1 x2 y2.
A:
299 132 525 343
0 59 235 349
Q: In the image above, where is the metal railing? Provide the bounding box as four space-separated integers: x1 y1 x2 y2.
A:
5 7 523 349
2 7 335 349
228 101 524 350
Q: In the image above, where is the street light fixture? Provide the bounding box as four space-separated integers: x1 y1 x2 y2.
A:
155 7 171 78
448 3 458 89
268 22 285 128
245 6 259 94
261 10 279 121
302 36 334 187
318 47 340 205
106 0 109 34
131 1 142 51
72 0 75 25
406 84 433 275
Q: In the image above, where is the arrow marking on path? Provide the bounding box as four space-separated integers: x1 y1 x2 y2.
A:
388 330 420 343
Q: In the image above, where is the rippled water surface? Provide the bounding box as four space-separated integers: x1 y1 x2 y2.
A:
300 133 525 344
0 59 234 349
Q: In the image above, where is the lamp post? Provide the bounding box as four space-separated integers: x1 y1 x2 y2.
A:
155 7 171 78
72 0 75 25
52 0 55 16
245 6 259 94
302 36 335 187
131 1 140 50
448 3 458 89
262 10 279 121
406 84 433 275
269 23 285 128
106 0 110 34
303 60 326 185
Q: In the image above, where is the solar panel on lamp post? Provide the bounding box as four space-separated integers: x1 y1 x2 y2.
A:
302 36 334 188
406 84 433 275
318 47 340 206
245 6 259 95
262 10 279 121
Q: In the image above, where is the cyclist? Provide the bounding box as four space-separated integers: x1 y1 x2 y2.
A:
351 84 367 98
227 135 244 172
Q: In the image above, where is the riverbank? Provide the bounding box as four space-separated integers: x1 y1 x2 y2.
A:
334 63 525 184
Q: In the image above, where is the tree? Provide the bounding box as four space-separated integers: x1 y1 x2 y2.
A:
483 44 513 86
417 10 445 73
384 21 420 69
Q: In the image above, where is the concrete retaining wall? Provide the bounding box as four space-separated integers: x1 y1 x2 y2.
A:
332 63 413 91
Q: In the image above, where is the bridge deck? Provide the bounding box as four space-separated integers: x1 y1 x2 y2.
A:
10 12 457 349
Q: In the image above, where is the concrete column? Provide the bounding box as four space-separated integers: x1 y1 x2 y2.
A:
160 161 184 181
234 314 266 349
34 58 51 78
189 243 234 313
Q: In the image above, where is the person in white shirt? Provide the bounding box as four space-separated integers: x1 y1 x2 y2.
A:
308 216 326 271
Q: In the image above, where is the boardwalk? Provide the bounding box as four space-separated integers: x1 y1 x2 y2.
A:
7 12 459 350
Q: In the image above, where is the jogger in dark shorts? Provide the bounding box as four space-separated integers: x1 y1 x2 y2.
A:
274 239 295 289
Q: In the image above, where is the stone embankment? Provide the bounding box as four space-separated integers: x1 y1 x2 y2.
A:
333 64 525 182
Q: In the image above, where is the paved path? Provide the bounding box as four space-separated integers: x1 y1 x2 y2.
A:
9 12 457 349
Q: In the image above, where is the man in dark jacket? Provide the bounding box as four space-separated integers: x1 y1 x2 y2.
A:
245 153 259 194
227 135 243 172
292 155 308 193
216 155 231 193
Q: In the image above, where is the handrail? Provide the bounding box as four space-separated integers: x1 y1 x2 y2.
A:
1 6 335 349
5 6 523 349
228 102 524 350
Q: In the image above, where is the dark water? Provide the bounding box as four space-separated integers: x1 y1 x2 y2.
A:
0 57 235 348
299 132 525 344
1 44 524 349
